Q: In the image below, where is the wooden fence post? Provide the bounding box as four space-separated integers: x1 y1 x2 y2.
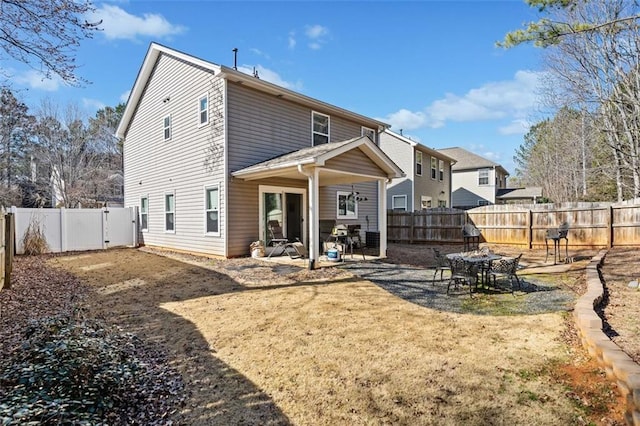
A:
527 209 533 249
4 213 14 289
409 211 415 244
608 205 613 249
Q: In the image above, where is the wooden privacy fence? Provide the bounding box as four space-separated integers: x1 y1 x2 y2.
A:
387 202 640 249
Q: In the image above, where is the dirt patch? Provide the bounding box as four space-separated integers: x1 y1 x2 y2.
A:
599 247 640 364
41 245 624 425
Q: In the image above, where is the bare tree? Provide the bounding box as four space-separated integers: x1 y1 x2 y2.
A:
0 0 101 85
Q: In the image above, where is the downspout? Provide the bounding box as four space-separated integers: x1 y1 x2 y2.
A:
298 164 318 270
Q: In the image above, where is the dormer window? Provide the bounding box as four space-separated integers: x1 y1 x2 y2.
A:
312 111 329 145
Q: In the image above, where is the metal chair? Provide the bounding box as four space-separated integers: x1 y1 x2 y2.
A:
431 248 450 284
347 224 366 260
267 220 290 258
447 256 478 296
545 222 569 264
489 254 522 294
462 223 481 251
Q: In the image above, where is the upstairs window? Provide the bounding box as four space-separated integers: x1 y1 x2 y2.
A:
479 169 490 185
198 94 208 126
416 152 423 176
163 115 172 141
431 157 437 179
439 160 444 181
312 111 330 145
361 126 376 142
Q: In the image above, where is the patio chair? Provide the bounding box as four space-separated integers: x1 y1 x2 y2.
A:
267 220 291 258
431 248 450 284
545 222 569 264
446 256 478 296
462 223 481 251
488 254 522 294
319 219 336 253
347 224 366 260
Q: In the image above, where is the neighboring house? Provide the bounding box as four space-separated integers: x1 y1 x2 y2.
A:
378 129 455 211
438 147 542 208
116 43 403 268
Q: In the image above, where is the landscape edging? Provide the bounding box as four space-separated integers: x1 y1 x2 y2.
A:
574 250 640 425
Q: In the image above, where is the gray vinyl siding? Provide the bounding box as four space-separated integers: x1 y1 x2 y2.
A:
379 132 414 210
123 53 226 256
318 182 378 232
226 81 380 255
324 149 387 178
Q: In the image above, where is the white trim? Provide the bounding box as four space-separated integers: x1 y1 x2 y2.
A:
204 184 220 236
392 195 407 211
421 195 432 210
416 151 423 176
311 111 330 146
439 159 444 181
478 168 490 186
361 126 376 142
258 185 307 245
430 156 437 180
198 92 209 127
140 195 149 232
336 190 357 219
223 79 229 257
164 191 175 233
163 114 172 141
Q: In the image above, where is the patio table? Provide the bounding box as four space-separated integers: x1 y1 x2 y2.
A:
447 252 503 288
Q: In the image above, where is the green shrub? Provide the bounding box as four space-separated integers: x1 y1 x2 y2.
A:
0 315 184 424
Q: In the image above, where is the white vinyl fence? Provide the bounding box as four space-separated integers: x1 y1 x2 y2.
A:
11 207 138 255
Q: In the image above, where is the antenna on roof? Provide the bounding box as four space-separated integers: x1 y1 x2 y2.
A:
253 67 259 79
399 129 403 136
232 48 238 70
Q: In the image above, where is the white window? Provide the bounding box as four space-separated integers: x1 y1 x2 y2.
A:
163 115 172 141
479 169 490 185
392 195 407 211
439 160 444 181
416 151 423 176
198 94 208 126
421 196 432 210
361 126 376 142
205 186 219 235
431 157 437 179
140 196 148 231
165 192 175 232
312 111 330 145
336 191 357 219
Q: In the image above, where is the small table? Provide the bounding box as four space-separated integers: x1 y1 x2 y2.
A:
447 253 503 288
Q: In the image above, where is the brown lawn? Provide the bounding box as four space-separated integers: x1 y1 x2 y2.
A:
44 245 625 425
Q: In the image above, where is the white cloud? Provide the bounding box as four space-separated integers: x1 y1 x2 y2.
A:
14 70 62 91
380 70 542 132
498 119 531 135
89 5 187 40
304 24 329 49
82 98 106 111
237 65 303 91
288 31 296 49
120 90 131 103
250 48 270 60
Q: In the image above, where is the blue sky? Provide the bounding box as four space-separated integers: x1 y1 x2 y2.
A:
6 0 545 175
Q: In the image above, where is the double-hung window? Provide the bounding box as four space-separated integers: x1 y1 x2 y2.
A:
336 191 357 219
205 186 219 234
431 157 437 179
478 169 490 185
163 115 172 141
165 192 175 232
140 196 148 231
312 111 329 145
421 196 432 209
392 195 407 211
198 94 208 126
439 160 444 181
416 152 423 176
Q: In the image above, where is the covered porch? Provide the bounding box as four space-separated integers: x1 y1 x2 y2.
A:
231 136 404 269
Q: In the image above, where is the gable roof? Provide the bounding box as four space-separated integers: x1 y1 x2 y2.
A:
438 147 509 176
496 187 542 200
382 130 456 164
232 136 404 184
116 42 389 139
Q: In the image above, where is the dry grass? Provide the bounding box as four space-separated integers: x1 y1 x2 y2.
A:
48 246 623 425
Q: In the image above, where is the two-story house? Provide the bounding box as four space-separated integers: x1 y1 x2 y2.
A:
116 43 403 268
437 147 542 208
378 130 455 210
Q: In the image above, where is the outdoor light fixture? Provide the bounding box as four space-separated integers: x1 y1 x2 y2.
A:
349 185 368 202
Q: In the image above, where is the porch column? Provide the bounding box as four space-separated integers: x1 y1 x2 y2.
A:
307 167 319 269
378 179 388 258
